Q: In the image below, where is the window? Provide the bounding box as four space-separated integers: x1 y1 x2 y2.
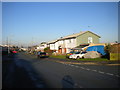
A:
75 52 80 54
88 37 93 43
69 39 71 43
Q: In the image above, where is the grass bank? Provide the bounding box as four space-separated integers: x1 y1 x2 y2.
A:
50 55 109 61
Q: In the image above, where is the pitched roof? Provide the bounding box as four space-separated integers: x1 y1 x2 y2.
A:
61 31 86 39
48 31 101 44
48 39 58 44
59 31 100 40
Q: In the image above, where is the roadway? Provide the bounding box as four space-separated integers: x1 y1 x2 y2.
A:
2 52 120 88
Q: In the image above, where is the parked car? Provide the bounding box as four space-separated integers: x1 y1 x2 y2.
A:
66 51 77 58
37 52 48 58
69 51 87 59
12 50 17 53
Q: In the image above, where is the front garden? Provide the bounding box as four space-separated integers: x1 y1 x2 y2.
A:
50 55 109 61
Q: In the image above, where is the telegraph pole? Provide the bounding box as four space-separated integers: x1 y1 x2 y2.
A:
6 37 10 54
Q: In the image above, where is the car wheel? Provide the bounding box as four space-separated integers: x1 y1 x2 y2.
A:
76 56 80 59
82 56 84 59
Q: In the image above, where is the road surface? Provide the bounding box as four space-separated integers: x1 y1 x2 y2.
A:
3 52 120 88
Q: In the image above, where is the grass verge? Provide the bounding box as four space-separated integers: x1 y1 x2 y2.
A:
50 55 109 61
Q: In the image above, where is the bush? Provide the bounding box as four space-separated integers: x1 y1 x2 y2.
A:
110 43 120 53
104 44 111 60
104 43 111 53
44 47 53 55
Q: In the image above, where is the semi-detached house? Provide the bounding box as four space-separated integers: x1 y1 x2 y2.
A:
48 31 101 54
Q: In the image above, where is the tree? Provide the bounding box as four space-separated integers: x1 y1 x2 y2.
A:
44 47 53 55
104 43 111 59
104 43 111 53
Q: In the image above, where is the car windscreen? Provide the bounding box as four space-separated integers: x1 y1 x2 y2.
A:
38 52 41 54
81 52 87 54
75 52 80 54
69 51 75 53
40 52 46 54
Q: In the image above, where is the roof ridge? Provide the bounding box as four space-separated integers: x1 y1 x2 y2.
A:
62 31 87 38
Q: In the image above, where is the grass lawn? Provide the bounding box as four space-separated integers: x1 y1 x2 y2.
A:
50 55 67 59
50 55 109 61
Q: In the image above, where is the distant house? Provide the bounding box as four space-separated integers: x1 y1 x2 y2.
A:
48 31 101 54
48 40 58 51
35 42 48 51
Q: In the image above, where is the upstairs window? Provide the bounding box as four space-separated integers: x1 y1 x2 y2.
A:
69 39 71 43
88 37 93 43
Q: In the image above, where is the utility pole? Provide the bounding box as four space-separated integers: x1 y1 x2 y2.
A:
6 37 10 54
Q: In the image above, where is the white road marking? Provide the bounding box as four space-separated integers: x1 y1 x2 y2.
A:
115 75 120 77
67 65 118 78
92 69 97 72
70 65 74 67
75 66 79 68
86 68 90 71
106 73 114 76
80 67 85 69
98 71 105 74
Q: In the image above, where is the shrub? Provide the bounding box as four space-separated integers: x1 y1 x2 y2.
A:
104 43 111 53
44 47 53 55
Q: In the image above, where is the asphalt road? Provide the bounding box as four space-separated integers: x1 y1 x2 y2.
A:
2 52 120 88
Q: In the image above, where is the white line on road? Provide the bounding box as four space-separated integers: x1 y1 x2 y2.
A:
92 69 97 72
80 67 85 69
68 65 118 78
115 75 120 77
86 68 90 71
70 65 74 66
98 71 105 74
75 66 79 68
106 73 114 76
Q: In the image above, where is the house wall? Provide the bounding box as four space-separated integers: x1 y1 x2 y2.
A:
55 38 77 53
54 42 59 50
44 44 47 48
76 32 100 46
58 40 64 46
66 48 71 53
50 43 55 50
38 43 48 51
64 38 76 48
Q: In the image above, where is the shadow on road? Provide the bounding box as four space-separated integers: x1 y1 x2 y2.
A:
62 75 75 88
2 53 47 88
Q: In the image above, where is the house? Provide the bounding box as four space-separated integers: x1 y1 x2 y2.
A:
48 31 101 54
36 42 48 52
48 40 58 51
